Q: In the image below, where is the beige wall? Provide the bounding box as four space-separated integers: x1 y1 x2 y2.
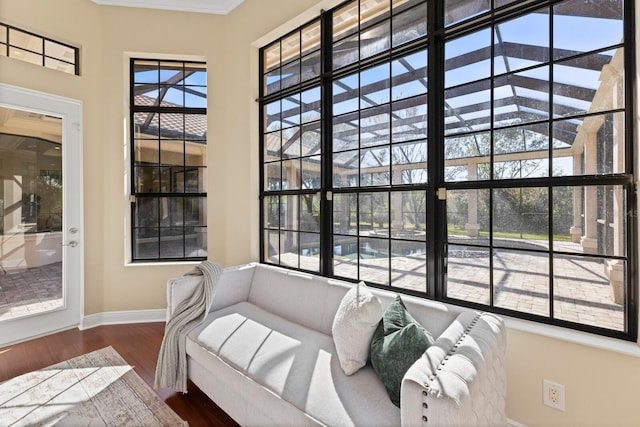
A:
1 0 639 426
507 328 639 426
0 0 317 314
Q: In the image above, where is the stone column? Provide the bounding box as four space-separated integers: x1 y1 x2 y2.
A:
285 163 299 253
3 175 22 234
391 170 404 232
579 124 599 254
465 160 480 237
569 155 583 243
607 79 625 304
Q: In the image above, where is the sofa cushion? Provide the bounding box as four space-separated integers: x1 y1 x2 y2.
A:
188 301 399 426
247 265 332 334
370 295 434 407
332 281 383 375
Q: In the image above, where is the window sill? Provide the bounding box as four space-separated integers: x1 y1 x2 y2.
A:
504 316 640 358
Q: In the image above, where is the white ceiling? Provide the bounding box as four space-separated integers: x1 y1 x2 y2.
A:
90 0 245 15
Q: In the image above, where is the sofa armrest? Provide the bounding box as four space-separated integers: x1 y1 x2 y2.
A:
166 263 256 320
400 312 507 427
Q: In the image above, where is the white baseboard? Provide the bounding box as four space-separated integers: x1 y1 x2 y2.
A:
80 309 166 330
508 418 527 427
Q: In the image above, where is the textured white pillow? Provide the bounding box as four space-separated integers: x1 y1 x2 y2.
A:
332 281 383 376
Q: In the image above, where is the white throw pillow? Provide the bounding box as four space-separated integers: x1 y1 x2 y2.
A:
332 281 383 376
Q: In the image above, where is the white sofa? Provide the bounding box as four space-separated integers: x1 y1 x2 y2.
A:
166 262 507 426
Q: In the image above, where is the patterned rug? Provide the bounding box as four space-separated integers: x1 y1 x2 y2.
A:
0 346 188 426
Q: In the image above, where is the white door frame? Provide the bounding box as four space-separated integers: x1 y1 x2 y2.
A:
0 83 83 347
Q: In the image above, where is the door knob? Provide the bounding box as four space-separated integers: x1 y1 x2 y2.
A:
62 241 78 247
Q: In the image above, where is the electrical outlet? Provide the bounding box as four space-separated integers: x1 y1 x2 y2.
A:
543 380 565 411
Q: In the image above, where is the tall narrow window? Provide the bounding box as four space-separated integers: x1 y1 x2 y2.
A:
259 0 636 341
130 59 207 262
261 20 323 272
331 0 429 291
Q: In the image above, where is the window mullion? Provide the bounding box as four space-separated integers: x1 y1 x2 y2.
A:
428 0 444 300
623 0 638 339
321 10 334 277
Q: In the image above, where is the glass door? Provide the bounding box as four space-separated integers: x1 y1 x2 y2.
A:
0 84 83 346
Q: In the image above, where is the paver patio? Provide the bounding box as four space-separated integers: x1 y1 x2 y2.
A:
277 237 625 332
3 250 625 333
0 262 63 321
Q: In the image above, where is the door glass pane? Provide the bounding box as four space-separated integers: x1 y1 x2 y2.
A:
0 106 63 321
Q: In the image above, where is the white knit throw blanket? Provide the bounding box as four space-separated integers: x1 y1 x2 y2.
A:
154 261 222 393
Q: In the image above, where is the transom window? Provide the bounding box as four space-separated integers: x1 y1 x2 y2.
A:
259 0 636 341
130 59 207 262
0 22 79 75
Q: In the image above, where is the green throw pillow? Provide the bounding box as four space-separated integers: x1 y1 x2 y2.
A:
370 295 434 407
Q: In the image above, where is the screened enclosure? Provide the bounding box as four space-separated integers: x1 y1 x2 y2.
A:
260 0 635 339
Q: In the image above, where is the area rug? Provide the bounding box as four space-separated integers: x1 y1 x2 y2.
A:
0 346 188 426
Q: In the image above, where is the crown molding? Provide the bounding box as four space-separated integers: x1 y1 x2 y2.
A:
90 0 244 15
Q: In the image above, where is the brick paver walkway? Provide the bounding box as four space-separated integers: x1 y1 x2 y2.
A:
0 262 63 321
279 237 625 332
5 247 624 333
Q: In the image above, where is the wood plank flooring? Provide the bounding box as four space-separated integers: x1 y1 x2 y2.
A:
0 323 239 427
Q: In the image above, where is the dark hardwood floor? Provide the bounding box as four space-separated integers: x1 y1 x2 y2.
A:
0 323 239 427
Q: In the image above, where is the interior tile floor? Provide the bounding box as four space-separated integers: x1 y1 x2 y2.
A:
0 262 63 321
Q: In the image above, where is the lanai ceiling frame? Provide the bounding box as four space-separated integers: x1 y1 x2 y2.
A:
132 61 207 142
442 0 624 180
262 0 624 182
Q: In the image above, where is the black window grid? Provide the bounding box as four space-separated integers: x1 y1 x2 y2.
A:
130 58 207 262
0 22 79 75
259 0 637 341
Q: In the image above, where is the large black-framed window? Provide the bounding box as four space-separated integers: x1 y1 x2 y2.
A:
259 0 637 341
130 59 207 262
